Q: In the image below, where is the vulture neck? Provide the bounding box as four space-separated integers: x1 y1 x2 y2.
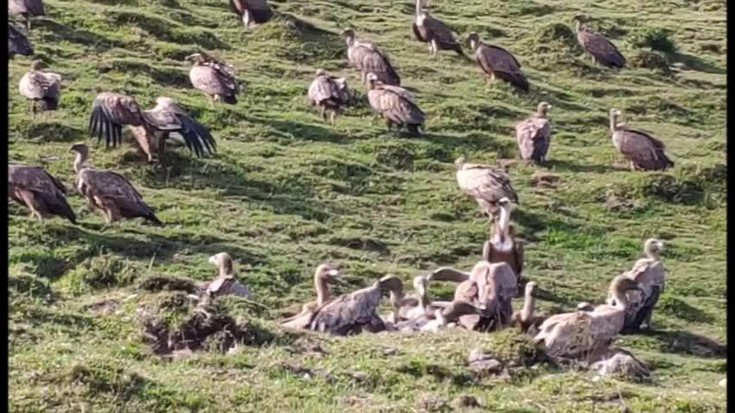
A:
645 245 661 261
73 152 88 174
609 113 620 132
416 282 429 312
608 284 631 311
415 0 426 17
218 262 235 278
492 205 512 249
314 274 331 306
575 20 584 32
521 289 536 323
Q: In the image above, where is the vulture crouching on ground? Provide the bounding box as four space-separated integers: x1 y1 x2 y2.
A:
281 264 342 330
573 15 626 69
8 22 34 59
342 28 401 86
468 32 529 92
609 108 674 171
307 69 354 124
185 52 240 106
516 102 552 164
412 0 466 58
366 72 425 136
8 164 76 224
229 0 272 29
19 60 61 116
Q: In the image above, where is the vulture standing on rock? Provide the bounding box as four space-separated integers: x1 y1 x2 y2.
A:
199 252 253 300
228 0 272 29
366 72 425 136
18 60 61 116
89 93 216 162
9 0 45 30
8 22 33 59
468 32 529 92
573 15 626 69
609 108 674 171
8 164 76 224
411 0 466 58
482 197 524 281
516 102 552 164
185 53 240 106
342 29 401 86
70 143 163 226
307 69 353 124
455 156 519 222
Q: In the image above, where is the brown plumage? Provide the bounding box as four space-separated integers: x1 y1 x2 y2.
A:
610 108 674 171
88 94 216 162
482 197 524 282
341 28 401 86
455 156 519 222
280 264 342 329
468 32 529 92
411 0 466 58
8 164 76 224
19 60 61 115
9 0 45 30
8 22 33 59
228 0 272 29
307 69 353 124
516 102 552 164
185 53 239 106
70 143 163 226
573 15 626 69
366 72 425 136
199 252 253 300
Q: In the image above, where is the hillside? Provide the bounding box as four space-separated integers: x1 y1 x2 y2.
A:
8 0 727 411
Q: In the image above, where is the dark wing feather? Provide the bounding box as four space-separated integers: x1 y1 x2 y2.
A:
375 88 425 126
477 44 528 91
8 23 34 58
411 21 427 42
142 109 216 157
578 29 626 68
88 93 146 148
9 165 76 223
617 128 674 170
422 15 462 51
359 45 401 86
308 287 383 335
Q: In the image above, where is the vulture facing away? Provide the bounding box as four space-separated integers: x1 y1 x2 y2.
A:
89 93 216 162
609 108 674 171
482 197 524 281
19 60 61 115
411 0 466 58
455 156 519 221
573 15 626 69
366 72 425 136
228 0 272 29
307 69 354 124
8 164 76 224
516 102 552 164
199 252 253 300
9 0 45 30
280 264 342 330
185 53 240 106
342 29 401 86
70 143 163 225
468 32 529 92
8 22 33 59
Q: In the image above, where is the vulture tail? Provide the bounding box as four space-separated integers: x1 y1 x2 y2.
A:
496 71 529 92
44 192 77 224
250 8 273 24
405 124 422 137
177 115 217 157
222 94 238 105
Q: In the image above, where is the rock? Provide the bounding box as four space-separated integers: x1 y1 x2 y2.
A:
590 349 651 382
467 348 504 376
415 394 449 412
452 395 482 409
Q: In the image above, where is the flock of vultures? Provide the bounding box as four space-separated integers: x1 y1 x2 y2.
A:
10 0 675 376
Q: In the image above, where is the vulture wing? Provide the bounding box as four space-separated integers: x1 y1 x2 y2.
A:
477 44 529 91
422 15 462 50
359 45 401 86
19 71 56 100
9 165 76 223
615 129 674 170
374 86 425 125
189 65 238 97
457 165 519 204
308 287 383 335
88 93 146 148
143 108 216 157
308 75 337 104
80 169 161 225
578 29 626 68
516 117 551 161
8 23 34 58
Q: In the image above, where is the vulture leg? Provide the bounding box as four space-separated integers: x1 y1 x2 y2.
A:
629 161 637 172
242 10 251 29
329 109 337 125
385 119 393 131
319 106 327 122
207 94 215 108
430 40 438 57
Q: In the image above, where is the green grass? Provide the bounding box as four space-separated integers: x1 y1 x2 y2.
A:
8 0 726 411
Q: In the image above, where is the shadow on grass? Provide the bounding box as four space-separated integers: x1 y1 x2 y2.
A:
35 19 118 53
643 329 726 359
546 159 629 174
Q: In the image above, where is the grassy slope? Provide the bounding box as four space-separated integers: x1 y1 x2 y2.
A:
8 0 726 411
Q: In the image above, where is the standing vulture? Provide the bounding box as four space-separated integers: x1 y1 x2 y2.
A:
366 72 425 136
341 29 401 86
482 197 524 282
307 69 353 124
185 53 240 106
609 108 674 171
8 22 33 59
9 0 44 30
8 164 76 224
228 0 272 29
89 93 216 162
516 102 552 164
573 15 626 69
19 60 61 115
411 0 466 58
455 156 519 222
468 32 529 92
70 143 163 225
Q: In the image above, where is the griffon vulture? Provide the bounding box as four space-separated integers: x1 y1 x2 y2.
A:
280 264 342 329
9 0 44 30
8 164 76 224
341 28 401 86
228 0 272 29
467 32 529 92
185 52 240 106
455 156 519 221
366 72 425 136
516 102 552 164
609 108 674 171
482 197 524 281
199 252 253 300
307 69 354 124
8 22 33 59
411 0 466 58
572 15 626 69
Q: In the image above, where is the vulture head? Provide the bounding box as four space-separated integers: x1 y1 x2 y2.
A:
377 275 404 296
29 59 45 71
644 238 664 259
365 72 381 89
209 252 235 276
340 28 356 45
315 68 327 77
525 281 538 297
466 32 481 51
609 108 622 128
453 156 467 170
576 301 595 311
70 143 90 157
537 101 552 117
315 263 342 283
184 53 206 65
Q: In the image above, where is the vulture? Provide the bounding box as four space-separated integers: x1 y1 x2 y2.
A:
9 0 45 30
8 22 33 59
534 275 642 361
411 0 466 58
389 275 452 322
8 164 76 224
341 28 401 86
511 281 538 334
185 53 239 106
366 72 425 136
610 238 666 332
228 0 272 29
88 93 216 162
199 252 253 300
482 197 524 282
609 108 674 171
406 301 484 333
280 264 342 329
308 275 404 336
572 15 626 69
516 102 552 164
468 32 529 92
307 69 353 124
70 143 163 225
455 156 519 221
18 59 61 115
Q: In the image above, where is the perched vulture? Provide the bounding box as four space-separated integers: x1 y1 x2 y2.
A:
185 53 239 106
411 0 466 58
88 93 216 162
199 252 253 300
70 143 163 225
228 0 272 29
8 164 76 224
455 156 519 221
341 28 401 86
609 108 674 171
307 69 353 124
9 0 45 30
366 72 425 136
467 32 529 92
482 197 524 281
18 60 61 115
516 102 552 164
280 264 342 330
573 15 626 69
8 22 33 59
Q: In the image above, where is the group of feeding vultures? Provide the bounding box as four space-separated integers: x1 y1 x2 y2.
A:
9 0 674 374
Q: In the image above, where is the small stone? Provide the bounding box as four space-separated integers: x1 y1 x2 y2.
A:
469 358 504 375
452 395 482 409
351 372 368 382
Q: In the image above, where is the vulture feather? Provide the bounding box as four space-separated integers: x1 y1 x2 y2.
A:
366 72 425 136
412 0 466 58
8 164 76 224
280 264 342 330
19 60 61 113
8 22 33 59
228 0 272 28
342 29 401 86
609 108 674 171
468 32 529 92
9 0 45 30
307 69 354 124
185 53 240 106
573 15 626 69
516 102 552 164
455 156 519 220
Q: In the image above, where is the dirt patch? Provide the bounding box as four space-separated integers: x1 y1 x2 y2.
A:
138 276 200 294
